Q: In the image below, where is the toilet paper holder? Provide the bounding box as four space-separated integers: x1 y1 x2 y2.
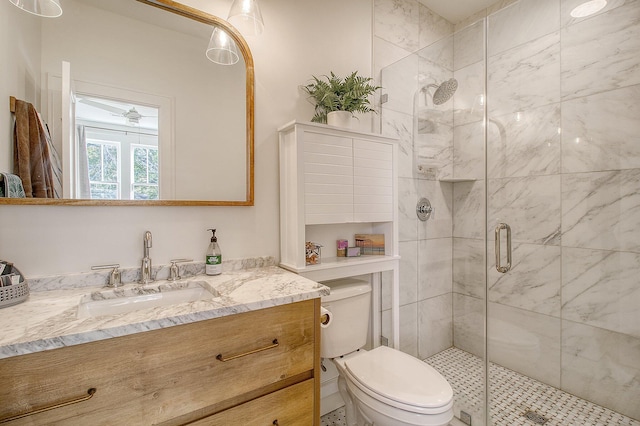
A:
320 306 332 328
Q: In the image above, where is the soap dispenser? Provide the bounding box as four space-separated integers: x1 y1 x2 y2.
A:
205 229 222 276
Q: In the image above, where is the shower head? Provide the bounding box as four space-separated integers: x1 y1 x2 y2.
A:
421 78 458 106
431 78 458 105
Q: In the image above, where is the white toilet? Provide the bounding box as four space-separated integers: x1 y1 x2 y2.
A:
321 278 454 426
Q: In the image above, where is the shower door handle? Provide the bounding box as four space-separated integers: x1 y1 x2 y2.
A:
495 223 512 273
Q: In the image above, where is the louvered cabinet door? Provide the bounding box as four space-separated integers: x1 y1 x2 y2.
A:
353 138 394 223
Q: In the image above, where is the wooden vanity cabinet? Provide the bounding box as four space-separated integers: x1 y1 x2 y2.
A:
0 299 321 425
188 379 315 426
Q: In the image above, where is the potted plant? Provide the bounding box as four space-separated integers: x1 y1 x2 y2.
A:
302 71 381 127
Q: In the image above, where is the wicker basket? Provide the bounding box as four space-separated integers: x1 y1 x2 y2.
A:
0 266 29 309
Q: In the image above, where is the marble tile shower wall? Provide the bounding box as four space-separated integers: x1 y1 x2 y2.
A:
451 0 640 420
374 0 455 359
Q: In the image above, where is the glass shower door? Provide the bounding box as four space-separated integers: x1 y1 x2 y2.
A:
485 0 640 424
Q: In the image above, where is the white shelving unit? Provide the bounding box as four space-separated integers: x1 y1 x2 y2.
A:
278 120 400 348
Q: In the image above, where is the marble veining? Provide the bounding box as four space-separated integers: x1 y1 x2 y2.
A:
561 0 628 27
418 3 453 51
399 241 419 305
561 84 640 174
81 280 216 301
417 31 454 70
453 293 484 358
487 103 561 179
415 37 453 73
453 121 484 180
417 293 453 359
453 61 485 126
399 303 419 357
560 0 640 101
487 175 562 245
488 242 562 317
27 256 276 292
561 169 640 252
398 177 419 241
0 265 328 359
487 0 559 57
418 238 452 300
381 52 419 116
562 247 640 338
375 0 420 53
381 109 413 178
417 179 453 240
453 237 484 299
453 20 484 71
562 320 640 420
488 302 562 388
488 31 561 117
453 180 485 240
414 121 453 180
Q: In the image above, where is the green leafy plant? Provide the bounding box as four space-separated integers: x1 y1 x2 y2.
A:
302 71 381 123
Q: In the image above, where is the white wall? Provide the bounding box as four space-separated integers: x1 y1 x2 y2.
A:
0 1 41 172
0 0 373 277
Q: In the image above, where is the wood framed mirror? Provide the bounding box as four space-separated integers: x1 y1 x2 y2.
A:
2 0 254 206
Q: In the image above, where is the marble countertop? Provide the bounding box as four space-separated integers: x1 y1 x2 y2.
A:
0 266 329 359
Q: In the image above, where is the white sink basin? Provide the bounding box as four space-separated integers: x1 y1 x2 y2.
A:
77 281 219 319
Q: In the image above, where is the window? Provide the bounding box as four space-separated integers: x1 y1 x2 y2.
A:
82 131 159 200
75 92 161 200
131 144 159 200
87 140 120 199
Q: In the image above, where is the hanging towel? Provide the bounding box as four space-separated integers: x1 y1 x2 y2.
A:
0 173 26 198
36 112 63 198
12 99 55 198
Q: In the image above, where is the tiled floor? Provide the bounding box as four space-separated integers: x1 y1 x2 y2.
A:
320 406 461 426
321 407 348 426
320 347 640 426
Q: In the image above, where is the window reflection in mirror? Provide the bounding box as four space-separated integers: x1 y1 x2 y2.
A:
76 95 160 200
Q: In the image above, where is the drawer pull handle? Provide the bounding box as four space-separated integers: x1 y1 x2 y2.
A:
216 339 279 362
273 421 279 425
0 388 96 423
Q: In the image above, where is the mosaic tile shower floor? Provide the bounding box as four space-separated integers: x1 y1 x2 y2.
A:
320 347 639 426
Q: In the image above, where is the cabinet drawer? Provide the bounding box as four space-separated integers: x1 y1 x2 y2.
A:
190 379 314 425
0 300 317 425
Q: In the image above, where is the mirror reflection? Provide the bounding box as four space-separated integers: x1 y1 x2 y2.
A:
76 95 160 200
3 0 253 205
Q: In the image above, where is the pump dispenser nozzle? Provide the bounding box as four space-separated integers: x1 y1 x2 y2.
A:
207 228 217 242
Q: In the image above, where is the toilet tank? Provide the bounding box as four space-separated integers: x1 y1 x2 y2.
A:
320 278 371 359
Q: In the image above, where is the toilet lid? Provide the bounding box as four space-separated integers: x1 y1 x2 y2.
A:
344 346 453 409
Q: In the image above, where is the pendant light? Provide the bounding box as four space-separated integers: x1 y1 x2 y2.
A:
205 26 240 66
227 0 264 36
9 0 62 17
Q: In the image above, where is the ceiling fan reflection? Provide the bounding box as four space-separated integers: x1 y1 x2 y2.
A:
78 98 157 125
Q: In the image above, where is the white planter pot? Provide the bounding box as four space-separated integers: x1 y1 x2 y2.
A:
327 111 354 128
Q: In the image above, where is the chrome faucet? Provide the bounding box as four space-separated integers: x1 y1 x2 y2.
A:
139 231 154 284
92 264 122 288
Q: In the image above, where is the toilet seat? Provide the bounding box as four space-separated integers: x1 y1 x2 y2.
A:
339 346 453 415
